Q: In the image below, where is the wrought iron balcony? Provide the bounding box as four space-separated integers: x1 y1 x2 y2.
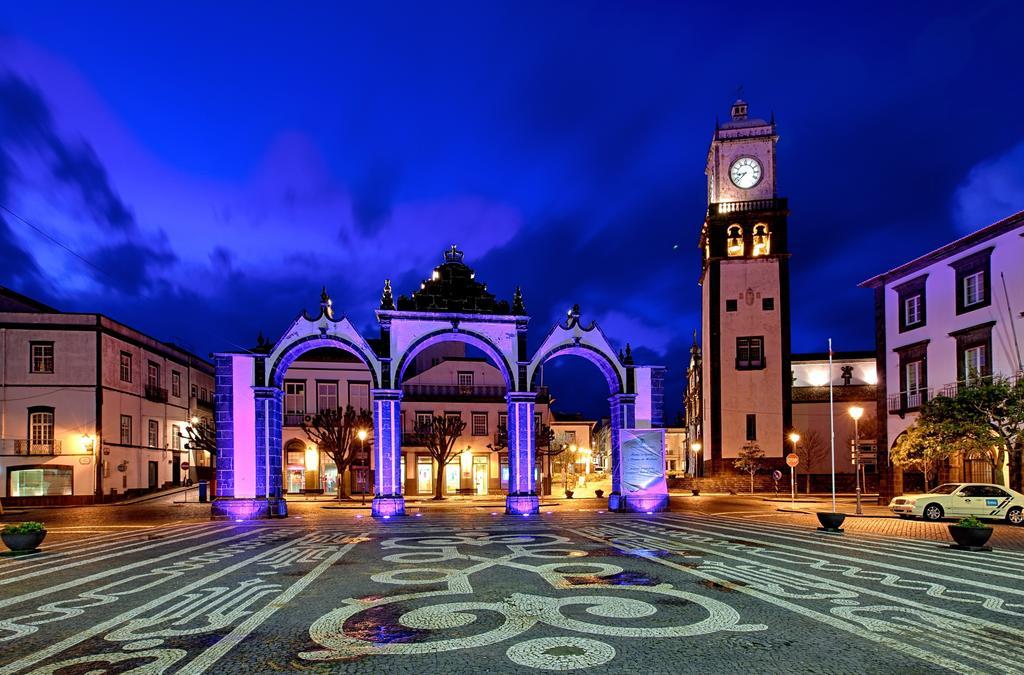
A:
195 396 214 411
1 439 63 455
401 383 506 400
887 389 931 416
145 385 168 403
283 413 307 427
708 198 787 217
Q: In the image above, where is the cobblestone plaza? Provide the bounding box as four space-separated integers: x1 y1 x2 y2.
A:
2 504 1022 673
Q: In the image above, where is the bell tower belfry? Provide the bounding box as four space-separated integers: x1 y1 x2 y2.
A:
699 99 792 474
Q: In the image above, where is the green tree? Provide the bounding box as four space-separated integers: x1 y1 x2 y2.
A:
889 423 956 491
733 442 765 493
920 376 1024 489
300 405 373 500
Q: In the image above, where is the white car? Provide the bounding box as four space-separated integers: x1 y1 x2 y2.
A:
889 483 1024 525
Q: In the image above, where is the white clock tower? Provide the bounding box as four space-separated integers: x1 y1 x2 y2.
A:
699 99 792 474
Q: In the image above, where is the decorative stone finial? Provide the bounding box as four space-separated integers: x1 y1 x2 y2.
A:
623 343 634 365
320 286 334 320
256 330 266 348
512 286 526 314
380 279 395 310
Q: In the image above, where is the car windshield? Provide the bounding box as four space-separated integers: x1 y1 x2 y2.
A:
927 484 961 494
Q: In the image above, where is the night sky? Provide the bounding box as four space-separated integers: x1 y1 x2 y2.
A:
2 2 1023 420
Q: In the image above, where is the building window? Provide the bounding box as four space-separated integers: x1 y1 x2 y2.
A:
30 342 54 373
472 412 488 436
726 225 744 257
950 247 992 315
191 384 198 399
147 361 160 389
745 414 757 441
148 419 160 448
415 411 433 431
457 371 474 388
171 371 181 398
200 387 208 401
736 336 765 370
28 407 54 452
284 382 306 416
498 412 508 434
317 382 339 412
9 466 73 497
762 297 774 311
963 271 985 307
894 275 927 332
120 352 132 383
895 339 929 412
751 223 771 256
952 321 994 386
120 415 132 445
349 382 370 413
564 430 577 444
726 299 738 312
171 424 181 451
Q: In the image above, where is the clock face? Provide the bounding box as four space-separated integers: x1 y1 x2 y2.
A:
729 157 762 189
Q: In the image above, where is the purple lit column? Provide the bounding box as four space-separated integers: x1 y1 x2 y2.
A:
253 386 287 518
371 389 405 517
506 391 539 515
607 393 636 512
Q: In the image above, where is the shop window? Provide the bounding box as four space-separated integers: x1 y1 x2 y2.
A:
9 466 73 497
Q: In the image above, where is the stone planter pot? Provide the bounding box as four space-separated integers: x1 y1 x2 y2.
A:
565 490 574 499
948 525 993 551
1 531 46 552
594 490 604 499
816 512 846 532
691 489 701 496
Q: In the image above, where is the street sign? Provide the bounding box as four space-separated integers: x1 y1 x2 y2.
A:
786 453 799 467
771 469 782 481
180 462 190 471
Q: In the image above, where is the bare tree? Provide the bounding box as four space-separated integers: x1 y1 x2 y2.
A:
733 442 765 493
413 414 467 499
794 430 828 493
300 405 373 500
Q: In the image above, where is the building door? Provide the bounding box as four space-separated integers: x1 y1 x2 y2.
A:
445 462 460 494
148 461 159 489
172 454 181 486
473 456 488 495
417 457 433 494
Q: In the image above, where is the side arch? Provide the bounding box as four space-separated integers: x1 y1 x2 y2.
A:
528 343 624 394
268 333 381 389
393 328 517 390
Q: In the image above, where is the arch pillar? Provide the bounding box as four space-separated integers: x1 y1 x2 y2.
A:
506 391 540 515
371 389 405 517
253 386 287 517
607 392 636 512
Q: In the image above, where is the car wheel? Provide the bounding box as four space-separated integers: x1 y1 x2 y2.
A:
922 504 944 521
1007 506 1023 526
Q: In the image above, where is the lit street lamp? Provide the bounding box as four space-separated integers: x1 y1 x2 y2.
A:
690 441 701 476
787 431 800 504
849 405 864 515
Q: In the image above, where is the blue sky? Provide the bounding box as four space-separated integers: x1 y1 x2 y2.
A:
2 1 1023 418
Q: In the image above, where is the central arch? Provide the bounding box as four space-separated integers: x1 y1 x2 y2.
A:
393 328 517 391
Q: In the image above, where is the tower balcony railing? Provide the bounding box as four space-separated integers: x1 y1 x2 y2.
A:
708 197 787 217
283 413 307 427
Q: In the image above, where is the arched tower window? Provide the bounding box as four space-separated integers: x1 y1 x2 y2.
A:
752 223 771 257
727 225 744 257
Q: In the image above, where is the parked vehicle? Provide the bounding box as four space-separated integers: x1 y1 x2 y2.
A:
889 483 1024 524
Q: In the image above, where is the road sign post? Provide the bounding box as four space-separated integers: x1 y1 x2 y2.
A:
786 453 799 506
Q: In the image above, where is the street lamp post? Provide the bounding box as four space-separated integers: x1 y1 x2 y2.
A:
690 442 702 477
357 429 368 506
849 406 864 516
788 432 800 505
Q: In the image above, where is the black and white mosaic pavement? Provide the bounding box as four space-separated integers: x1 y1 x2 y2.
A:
1 511 1022 673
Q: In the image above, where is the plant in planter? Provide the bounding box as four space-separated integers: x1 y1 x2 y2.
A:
564 490 574 499
594 489 604 499
1 521 47 553
948 516 994 551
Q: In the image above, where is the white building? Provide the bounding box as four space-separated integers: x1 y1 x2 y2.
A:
861 209 1024 499
0 286 215 505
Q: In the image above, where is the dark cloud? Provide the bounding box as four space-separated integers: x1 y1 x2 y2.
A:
0 74 135 231
87 240 176 294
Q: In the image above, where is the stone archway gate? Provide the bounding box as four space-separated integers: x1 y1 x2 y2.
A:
211 246 667 519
